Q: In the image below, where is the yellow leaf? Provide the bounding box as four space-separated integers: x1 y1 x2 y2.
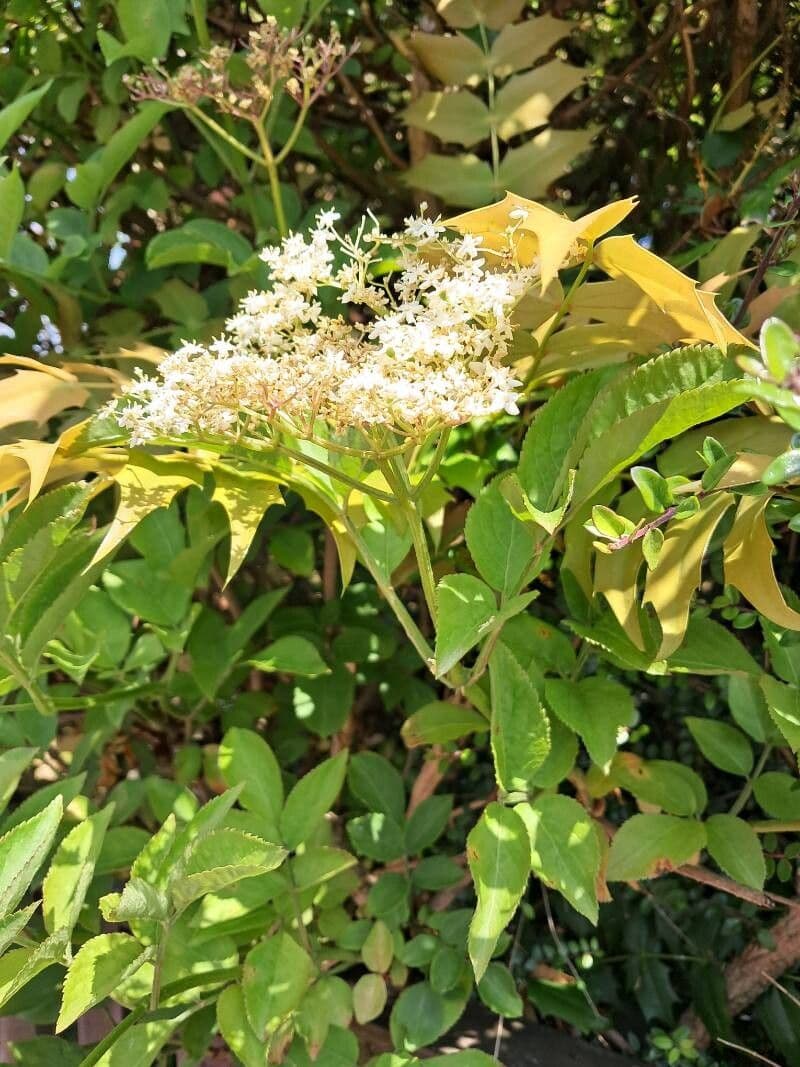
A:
0 369 89 430
211 467 283 585
498 127 597 207
724 493 800 630
403 154 494 209
644 493 734 657
593 236 752 350
489 16 572 77
91 451 204 566
447 193 637 291
436 0 526 30
494 61 585 141
409 32 485 86
594 492 648 649
403 90 490 147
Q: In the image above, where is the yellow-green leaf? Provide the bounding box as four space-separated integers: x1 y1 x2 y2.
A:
644 492 734 657
466 802 529 981
211 467 282 585
92 451 203 565
724 493 800 631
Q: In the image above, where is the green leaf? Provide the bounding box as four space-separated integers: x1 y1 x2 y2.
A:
100 878 169 923
686 718 753 776
405 795 453 855
761 675 800 752
0 81 52 151
517 795 600 923
571 347 744 510
705 814 766 890
545 677 634 769
66 103 169 209
146 219 253 273
761 317 800 380
250 636 330 678
353 973 388 1024
466 803 529 981
42 805 114 937
477 962 523 1018
362 920 394 973
0 930 68 1012
669 617 761 676
631 466 672 512
243 932 314 1037
0 168 24 261
217 983 268 1067
606 814 707 881
291 846 357 892
347 813 406 863
613 755 707 816
218 728 284 836
754 772 800 819
401 701 488 748
403 154 494 209
0 747 36 814
280 751 348 850
389 974 471 1052
0 902 38 957
171 829 286 911
347 753 405 822
489 642 550 792
56 933 150 1032
465 477 536 595
0 796 62 918
518 369 609 515
434 574 497 676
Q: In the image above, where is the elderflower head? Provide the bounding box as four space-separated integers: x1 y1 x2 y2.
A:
114 211 540 446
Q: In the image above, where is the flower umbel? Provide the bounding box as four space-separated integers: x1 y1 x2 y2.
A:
114 211 540 446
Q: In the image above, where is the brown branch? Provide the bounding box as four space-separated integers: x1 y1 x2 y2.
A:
682 901 800 1048
335 71 406 171
733 185 800 326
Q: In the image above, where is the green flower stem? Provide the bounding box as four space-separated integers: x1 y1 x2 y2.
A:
384 457 439 626
411 428 451 501
339 513 435 671
188 107 267 168
254 119 288 237
274 101 312 165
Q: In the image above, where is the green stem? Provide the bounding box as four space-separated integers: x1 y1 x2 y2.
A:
524 246 595 389
150 923 171 1010
411 428 451 501
188 107 267 168
479 24 500 188
76 969 237 1067
275 443 396 504
340 513 435 670
286 862 316 962
274 103 311 165
750 820 800 833
387 457 438 626
190 0 210 50
729 744 772 817
0 643 56 717
254 120 287 237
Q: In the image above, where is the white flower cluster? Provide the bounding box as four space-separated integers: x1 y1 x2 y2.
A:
115 209 539 445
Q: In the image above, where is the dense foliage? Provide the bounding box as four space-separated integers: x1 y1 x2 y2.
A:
1 2 799 1066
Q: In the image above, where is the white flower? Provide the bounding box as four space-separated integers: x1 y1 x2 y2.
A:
115 211 540 443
